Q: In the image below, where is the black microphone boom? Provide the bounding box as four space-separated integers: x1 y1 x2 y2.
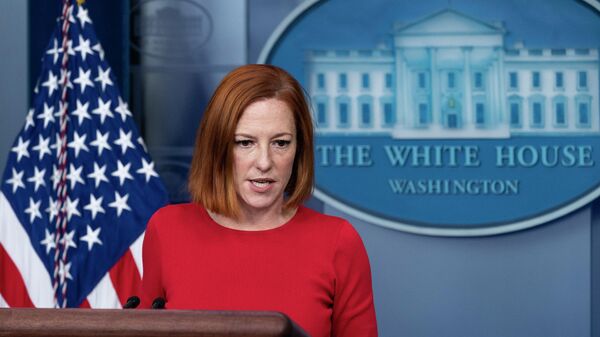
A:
152 297 166 309
123 296 140 309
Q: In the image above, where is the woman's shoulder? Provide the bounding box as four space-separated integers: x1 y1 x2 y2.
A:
147 203 206 229
295 206 368 261
150 202 202 218
297 205 344 222
295 206 360 239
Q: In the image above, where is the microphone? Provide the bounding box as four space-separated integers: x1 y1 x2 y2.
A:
152 297 166 309
123 296 140 309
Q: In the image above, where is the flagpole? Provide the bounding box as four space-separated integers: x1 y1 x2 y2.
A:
53 0 74 309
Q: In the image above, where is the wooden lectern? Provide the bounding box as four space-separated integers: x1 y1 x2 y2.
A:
0 308 310 337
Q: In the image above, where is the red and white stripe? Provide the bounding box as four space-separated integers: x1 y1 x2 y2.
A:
0 191 144 308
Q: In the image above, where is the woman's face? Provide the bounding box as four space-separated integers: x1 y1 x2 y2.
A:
232 98 297 217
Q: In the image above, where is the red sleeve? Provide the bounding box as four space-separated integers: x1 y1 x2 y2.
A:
331 222 378 337
138 209 166 308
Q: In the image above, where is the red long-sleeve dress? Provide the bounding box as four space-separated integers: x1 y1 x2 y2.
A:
140 203 377 337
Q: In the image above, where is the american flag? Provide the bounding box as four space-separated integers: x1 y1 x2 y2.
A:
0 0 168 308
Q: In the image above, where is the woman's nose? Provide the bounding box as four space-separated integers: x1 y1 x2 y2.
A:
255 144 273 171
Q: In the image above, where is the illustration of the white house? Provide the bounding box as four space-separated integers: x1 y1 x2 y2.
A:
305 9 599 138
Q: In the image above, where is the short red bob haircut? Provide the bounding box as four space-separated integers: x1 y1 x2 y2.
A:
188 64 315 218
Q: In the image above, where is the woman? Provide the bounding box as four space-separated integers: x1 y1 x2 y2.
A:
140 64 378 337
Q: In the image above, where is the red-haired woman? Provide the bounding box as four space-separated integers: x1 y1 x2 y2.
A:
140 64 378 337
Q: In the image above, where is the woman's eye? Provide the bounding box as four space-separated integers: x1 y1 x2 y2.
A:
274 140 291 148
235 140 253 147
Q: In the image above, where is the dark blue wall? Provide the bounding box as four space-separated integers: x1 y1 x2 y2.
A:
1 1 599 336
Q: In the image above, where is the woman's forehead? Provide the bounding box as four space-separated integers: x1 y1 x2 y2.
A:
235 98 296 135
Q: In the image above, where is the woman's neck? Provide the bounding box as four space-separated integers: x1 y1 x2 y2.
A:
207 206 297 231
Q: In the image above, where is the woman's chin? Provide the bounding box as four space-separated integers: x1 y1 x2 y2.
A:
238 195 283 214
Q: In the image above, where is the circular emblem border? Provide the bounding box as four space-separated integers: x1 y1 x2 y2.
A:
129 0 213 60
258 0 600 237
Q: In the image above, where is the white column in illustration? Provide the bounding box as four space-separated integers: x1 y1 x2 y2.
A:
496 47 507 123
403 60 412 127
395 48 405 125
489 61 499 126
429 47 440 126
463 47 473 127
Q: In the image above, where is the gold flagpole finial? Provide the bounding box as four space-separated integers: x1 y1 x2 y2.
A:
77 0 85 5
